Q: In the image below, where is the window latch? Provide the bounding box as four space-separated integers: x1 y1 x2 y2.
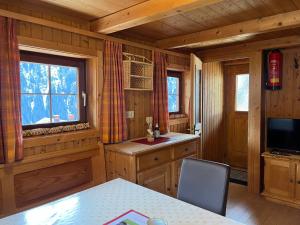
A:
82 91 87 107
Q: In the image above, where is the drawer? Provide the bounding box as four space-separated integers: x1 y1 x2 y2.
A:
174 141 197 159
137 148 171 171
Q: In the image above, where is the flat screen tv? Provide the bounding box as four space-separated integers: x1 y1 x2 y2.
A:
267 118 300 155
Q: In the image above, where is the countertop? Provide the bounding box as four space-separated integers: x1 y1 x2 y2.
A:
105 132 200 155
0 178 242 225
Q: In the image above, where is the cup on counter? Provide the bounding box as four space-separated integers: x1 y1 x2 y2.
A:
147 134 155 142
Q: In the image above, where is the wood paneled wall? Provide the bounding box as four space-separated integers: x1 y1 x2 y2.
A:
169 117 189 133
266 47 300 118
0 130 105 217
123 45 191 139
202 62 225 162
0 1 107 217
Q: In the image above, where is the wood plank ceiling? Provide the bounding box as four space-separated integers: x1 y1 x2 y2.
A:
114 0 300 45
22 0 300 50
38 0 148 19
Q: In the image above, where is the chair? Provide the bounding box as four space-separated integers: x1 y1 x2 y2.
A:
177 158 230 216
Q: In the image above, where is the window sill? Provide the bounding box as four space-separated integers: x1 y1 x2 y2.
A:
23 128 100 148
169 113 187 119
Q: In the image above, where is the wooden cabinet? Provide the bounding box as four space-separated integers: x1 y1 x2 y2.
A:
262 152 300 208
105 135 201 196
295 162 300 201
137 164 171 195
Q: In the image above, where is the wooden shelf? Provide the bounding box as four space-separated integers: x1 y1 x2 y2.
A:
130 75 152 79
123 53 153 91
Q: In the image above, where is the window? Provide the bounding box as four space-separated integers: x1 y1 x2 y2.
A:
167 71 182 114
20 51 86 128
235 74 249 112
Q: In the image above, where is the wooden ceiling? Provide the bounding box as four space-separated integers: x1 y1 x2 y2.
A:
14 0 300 50
39 0 148 19
114 0 300 43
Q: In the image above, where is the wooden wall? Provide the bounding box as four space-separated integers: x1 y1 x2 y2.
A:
266 47 300 118
202 62 225 162
123 45 191 139
0 0 107 217
0 0 192 216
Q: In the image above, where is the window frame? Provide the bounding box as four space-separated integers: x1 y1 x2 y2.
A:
20 51 87 129
235 73 249 113
167 70 183 115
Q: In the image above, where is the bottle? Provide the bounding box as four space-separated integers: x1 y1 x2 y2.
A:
154 123 160 139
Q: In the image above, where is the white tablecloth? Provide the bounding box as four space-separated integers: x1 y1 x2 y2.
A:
0 178 242 225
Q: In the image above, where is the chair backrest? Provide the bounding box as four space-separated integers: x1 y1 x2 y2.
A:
177 158 230 216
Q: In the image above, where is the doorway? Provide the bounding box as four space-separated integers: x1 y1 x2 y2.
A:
223 59 250 185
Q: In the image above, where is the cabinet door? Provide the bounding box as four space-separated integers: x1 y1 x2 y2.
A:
137 164 171 195
264 158 295 200
171 159 183 196
295 162 300 201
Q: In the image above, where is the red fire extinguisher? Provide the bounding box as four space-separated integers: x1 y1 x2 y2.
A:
266 49 282 90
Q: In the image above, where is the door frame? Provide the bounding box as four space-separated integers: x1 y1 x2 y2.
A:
196 51 263 194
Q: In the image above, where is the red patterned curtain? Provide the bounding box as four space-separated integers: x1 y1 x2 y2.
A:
0 17 23 163
153 51 169 134
100 40 127 144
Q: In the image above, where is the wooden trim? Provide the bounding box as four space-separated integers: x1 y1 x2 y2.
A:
91 0 222 34
248 51 263 194
197 35 300 62
18 36 98 58
0 8 189 59
155 10 300 49
167 70 184 115
23 129 99 148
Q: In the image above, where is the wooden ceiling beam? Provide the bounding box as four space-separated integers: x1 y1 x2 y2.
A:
91 0 222 34
155 9 300 49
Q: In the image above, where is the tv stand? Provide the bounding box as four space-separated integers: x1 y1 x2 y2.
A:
270 149 291 156
262 152 300 209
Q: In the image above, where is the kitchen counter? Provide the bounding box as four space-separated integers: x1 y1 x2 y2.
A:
105 132 200 155
104 133 201 196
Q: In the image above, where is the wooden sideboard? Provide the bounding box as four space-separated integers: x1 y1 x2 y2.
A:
262 152 300 208
104 133 201 197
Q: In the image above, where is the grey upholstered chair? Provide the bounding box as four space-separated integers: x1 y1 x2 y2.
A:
177 158 230 216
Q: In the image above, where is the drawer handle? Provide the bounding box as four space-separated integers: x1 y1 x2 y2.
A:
167 188 171 191
185 148 189 151
154 157 159 161
290 179 294 183
297 181 300 184
175 184 178 188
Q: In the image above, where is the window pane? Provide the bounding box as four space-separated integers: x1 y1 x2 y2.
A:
20 62 49 94
21 94 50 125
168 94 179 112
236 74 249 111
50 65 78 94
51 95 79 123
167 76 179 113
167 77 179 95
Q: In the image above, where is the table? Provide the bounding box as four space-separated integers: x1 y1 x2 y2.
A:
0 179 242 225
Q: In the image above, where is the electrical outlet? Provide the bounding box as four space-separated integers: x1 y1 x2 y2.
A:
126 111 134 119
146 116 153 124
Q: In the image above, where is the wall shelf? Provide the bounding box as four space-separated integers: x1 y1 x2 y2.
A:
123 53 153 91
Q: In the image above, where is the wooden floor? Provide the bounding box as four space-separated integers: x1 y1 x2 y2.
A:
226 183 300 225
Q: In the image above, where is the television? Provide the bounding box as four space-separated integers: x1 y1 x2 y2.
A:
267 118 300 155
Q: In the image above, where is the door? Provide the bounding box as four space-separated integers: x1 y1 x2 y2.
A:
295 161 300 201
264 158 295 200
137 164 171 195
224 61 249 169
190 54 202 136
